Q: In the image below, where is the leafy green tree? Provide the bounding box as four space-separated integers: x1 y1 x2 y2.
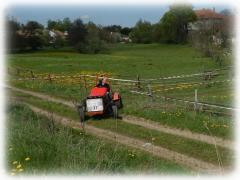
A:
152 23 162 42
129 20 153 43
159 4 197 43
6 19 22 51
68 18 87 48
24 21 43 32
24 21 45 50
99 26 112 43
78 22 108 54
120 27 132 36
104 25 122 32
47 18 72 32
62 17 72 31
47 20 58 30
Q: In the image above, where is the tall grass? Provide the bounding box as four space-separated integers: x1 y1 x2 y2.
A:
6 103 188 175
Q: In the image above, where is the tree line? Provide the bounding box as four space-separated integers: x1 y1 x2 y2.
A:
6 17 133 53
130 4 197 44
6 3 233 57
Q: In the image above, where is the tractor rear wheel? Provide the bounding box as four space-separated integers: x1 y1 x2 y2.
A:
112 105 118 119
78 106 85 123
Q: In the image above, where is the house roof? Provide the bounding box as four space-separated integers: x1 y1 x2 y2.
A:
195 9 225 20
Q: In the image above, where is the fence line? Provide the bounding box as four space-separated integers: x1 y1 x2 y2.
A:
7 68 234 114
130 90 236 112
151 79 233 93
7 66 232 84
140 72 219 81
8 74 233 92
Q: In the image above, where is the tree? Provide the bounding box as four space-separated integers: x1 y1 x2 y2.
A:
68 18 87 48
152 23 162 42
47 20 58 30
159 4 197 43
25 21 43 32
99 26 112 43
47 18 72 32
104 25 122 32
24 21 45 50
120 27 132 36
62 17 72 31
129 20 153 43
81 22 108 53
6 19 22 51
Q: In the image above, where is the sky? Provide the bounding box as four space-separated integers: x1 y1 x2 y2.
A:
6 4 229 27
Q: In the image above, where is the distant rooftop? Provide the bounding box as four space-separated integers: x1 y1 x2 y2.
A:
195 8 225 20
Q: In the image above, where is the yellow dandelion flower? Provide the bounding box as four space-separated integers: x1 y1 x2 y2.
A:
16 164 22 169
25 157 31 161
12 161 18 165
18 168 24 172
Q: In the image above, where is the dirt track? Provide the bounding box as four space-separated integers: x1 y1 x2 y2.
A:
21 102 222 173
7 86 234 150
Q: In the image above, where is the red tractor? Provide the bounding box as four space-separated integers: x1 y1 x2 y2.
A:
77 78 123 122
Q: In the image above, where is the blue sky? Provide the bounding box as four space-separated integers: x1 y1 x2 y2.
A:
6 4 229 27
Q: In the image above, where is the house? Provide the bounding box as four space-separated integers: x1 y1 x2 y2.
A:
48 29 68 44
120 35 132 43
189 8 225 31
188 8 230 46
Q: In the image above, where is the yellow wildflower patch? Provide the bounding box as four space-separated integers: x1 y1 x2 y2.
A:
25 157 31 161
18 168 24 172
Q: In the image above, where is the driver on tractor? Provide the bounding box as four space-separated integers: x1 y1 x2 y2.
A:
77 76 123 122
97 77 111 92
96 77 112 101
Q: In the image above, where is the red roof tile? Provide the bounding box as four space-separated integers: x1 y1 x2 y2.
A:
195 9 225 19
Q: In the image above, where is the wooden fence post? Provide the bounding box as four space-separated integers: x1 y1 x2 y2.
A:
30 70 35 80
48 73 52 83
194 89 199 112
148 83 153 102
83 75 87 94
136 74 141 90
16 68 20 76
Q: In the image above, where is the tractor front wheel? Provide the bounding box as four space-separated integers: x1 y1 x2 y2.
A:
112 105 118 119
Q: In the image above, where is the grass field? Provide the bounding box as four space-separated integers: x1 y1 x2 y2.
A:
9 91 233 167
7 103 188 175
9 44 221 77
6 43 235 174
8 43 233 105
